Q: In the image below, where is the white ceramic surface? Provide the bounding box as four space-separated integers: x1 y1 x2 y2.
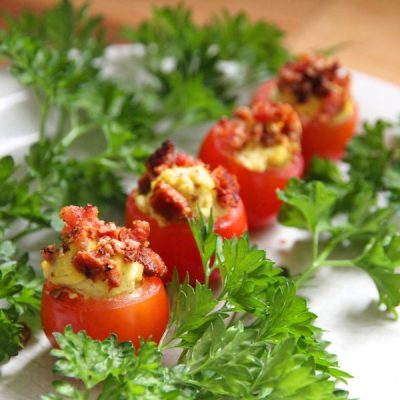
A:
0 59 399 400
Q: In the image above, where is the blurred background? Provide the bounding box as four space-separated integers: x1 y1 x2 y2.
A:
2 0 399 84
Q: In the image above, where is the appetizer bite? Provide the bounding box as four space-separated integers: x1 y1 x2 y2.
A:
199 101 303 229
126 141 247 285
41 205 169 348
253 52 358 164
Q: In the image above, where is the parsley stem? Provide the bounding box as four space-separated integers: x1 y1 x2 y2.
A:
227 311 239 328
295 264 319 288
59 122 97 148
295 230 322 287
312 229 319 261
39 96 50 143
325 259 355 268
9 225 42 242
55 107 68 142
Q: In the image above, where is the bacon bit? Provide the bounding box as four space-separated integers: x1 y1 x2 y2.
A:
150 181 193 222
125 220 150 243
41 244 57 262
138 173 152 194
60 204 99 237
277 52 350 116
147 140 175 176
212 166 240 208
175 152 197 167
214 101 301 155
136 247 167 277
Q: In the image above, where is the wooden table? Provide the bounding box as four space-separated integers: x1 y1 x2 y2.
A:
2 0 400 84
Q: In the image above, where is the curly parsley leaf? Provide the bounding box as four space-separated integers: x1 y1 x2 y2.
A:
0 232 42 361
278 120 400 314
122 4 289 126
354 234 400 315
278 179 337 233
0 310 22 362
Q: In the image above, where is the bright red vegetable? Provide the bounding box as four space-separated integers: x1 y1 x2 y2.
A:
253 53 358 165
199 102 303 230
126 141 248 285
126 192 247 285
42 277 169 348
41 205 169 347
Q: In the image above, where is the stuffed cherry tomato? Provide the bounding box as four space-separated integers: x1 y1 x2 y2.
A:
253 53 358 165
199 101 303 230
41 205 169 348
126 141 248 285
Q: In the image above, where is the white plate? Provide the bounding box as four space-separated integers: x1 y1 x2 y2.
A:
1 57 400 400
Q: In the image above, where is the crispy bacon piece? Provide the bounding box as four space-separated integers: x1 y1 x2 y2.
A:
60 204 99 237
174 152 197 168
277 53 350 116
121 221 150 244
150 181 193 222
43 206 167 289
136 247 167 277
73 251 121 288
212 166 239 208
147 140 175 176
41 244 57 263
138 173 152 194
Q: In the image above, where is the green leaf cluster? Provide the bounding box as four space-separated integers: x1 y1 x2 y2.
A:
122 4 288 125
278 120 400 314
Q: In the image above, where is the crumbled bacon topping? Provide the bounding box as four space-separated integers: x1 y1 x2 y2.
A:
136 141 240 222
42 205 167 288
150 180 193 222
213 101 301 154
277 53 350 116
212 166 240 208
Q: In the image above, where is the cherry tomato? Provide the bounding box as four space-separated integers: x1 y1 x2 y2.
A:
41 277 169 348
199 128 303 229
126 192 248 285
253 80 358 166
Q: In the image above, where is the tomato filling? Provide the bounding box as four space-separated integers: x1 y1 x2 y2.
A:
41 205 167 298
134 140 240 225
210 101 301 172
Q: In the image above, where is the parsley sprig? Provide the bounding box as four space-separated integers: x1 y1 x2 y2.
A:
43 217 349 399
278 120 400 315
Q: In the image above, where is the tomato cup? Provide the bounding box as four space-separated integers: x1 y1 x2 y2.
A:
126 191 248 285
199 129 303 230
41 277 170 348
253 80 358 167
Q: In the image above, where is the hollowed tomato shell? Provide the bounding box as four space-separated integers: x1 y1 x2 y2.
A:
199 127 304 230
41 277 169 348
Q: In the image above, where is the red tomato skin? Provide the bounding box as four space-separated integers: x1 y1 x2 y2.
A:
199 130 303 230
41 277 169 348
253 80 358 166
126 194 248 285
